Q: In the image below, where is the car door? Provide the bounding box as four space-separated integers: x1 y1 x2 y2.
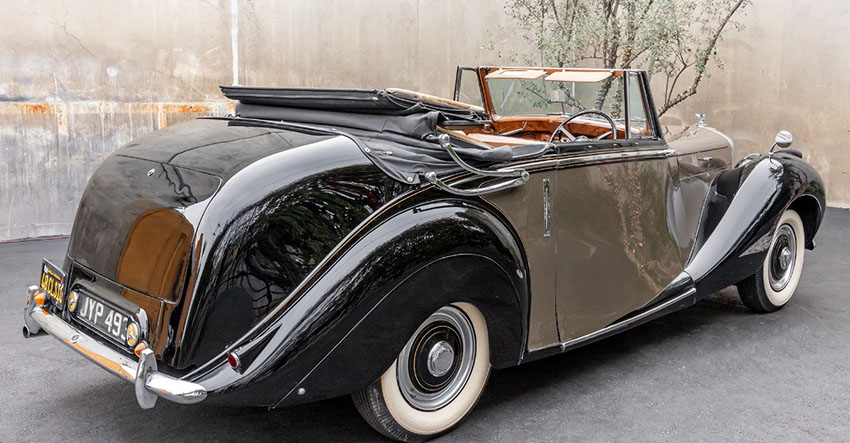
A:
553 72 687 342
476 70 690 349
483 168 560 351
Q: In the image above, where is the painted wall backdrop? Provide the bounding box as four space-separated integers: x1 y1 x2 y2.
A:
0 0 847 241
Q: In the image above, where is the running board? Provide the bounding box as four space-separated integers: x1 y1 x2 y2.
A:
558 287 697 352
522 282 699 364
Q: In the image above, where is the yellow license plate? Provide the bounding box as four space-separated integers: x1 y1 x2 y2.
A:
40 259 66 307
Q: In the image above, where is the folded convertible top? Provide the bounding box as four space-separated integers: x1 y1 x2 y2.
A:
221 86 484 118
220 86 537 184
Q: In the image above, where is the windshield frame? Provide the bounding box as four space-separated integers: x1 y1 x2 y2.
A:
457 66 661 142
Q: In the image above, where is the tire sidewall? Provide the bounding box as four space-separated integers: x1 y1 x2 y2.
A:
379 302 490 436
762 209 805 307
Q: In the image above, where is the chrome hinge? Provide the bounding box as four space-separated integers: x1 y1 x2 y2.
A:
543 178 551 238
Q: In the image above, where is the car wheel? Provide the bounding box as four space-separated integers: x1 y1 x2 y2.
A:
352 302 490 442
736 209 806 313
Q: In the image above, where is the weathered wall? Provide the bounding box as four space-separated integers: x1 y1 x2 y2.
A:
661 1 850 208
1 0 847 241
0 0 523 241
0 0 236 240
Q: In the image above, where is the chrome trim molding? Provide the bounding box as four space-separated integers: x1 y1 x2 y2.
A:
24 292 207 409
542 178 551 237
425 134 530 196
736 152 760 168
558 287 697 351
438 133 526 179
426 171 529 196
702 125 736 159
427 144 672 196
504 148 674 172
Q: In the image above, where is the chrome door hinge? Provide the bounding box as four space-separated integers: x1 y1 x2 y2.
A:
543 178 551 238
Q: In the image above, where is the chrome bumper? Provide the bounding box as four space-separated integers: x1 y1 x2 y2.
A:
23 285 207 408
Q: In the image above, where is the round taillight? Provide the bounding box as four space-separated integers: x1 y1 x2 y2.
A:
68 291 79 312
126 322 140 347
227 352 242 372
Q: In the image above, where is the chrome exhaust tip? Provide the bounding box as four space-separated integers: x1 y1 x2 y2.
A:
22 324 45 338
23 285 45 338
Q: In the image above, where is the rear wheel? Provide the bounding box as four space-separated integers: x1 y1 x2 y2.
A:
352 302 490 442
736 209 805 313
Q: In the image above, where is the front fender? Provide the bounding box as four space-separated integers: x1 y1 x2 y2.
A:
686 152 825 295
191 195 528 407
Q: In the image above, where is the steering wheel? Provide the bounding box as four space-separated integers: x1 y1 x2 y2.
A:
548 110 618 145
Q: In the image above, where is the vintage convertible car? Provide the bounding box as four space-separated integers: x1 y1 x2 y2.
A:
23 66 825 441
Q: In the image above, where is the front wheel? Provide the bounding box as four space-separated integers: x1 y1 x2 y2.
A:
352 302 490 442
736 209 806 313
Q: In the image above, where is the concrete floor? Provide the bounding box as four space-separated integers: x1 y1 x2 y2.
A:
1 208 848 442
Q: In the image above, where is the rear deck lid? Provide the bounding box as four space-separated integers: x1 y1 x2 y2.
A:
68 155 220 302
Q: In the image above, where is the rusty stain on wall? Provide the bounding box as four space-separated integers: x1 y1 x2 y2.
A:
0 100 232 241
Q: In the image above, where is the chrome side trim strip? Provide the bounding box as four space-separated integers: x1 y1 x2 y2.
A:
542 178 551 237
558 287 697 351
504 148 674 172
24 286 207 408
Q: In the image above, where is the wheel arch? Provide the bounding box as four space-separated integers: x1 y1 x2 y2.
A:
274 234 527 407
193 196 529 408
301 253 521 389
685 154 825 295
787 194 823 250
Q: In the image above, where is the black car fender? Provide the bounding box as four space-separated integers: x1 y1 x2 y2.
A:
685 152 825 295
194 195 529 407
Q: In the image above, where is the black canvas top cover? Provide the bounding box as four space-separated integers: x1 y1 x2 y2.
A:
221 86 536 184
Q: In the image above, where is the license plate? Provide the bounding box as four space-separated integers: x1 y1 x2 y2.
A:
74 293 131 346
39 260 66 307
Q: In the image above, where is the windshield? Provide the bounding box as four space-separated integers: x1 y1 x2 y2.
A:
486 74 625 121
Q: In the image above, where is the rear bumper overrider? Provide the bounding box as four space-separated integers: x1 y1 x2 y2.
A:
22 285 207 409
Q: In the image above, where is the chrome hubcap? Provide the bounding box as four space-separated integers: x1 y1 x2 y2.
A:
779 247 791 269
768 224 797 292
397 306 476 411
427 341 455 377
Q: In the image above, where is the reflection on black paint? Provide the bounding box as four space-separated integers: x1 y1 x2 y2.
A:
180 163 406 367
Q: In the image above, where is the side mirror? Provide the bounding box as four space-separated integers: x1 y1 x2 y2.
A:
775 130 793 149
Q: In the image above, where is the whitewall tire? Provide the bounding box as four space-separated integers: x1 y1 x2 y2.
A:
352 302 490 442
736 209 806 313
